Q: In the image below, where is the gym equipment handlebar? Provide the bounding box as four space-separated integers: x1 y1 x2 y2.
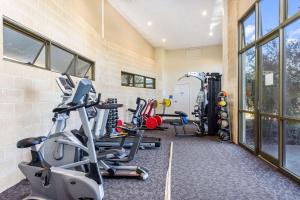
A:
53 93 101 114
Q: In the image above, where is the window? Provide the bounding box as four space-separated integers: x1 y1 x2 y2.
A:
51 45 75 74
146 78 155 89
121 72 134 87
238 0 300 181
121 71 155 89
85 66 94 80
241 11 256 48
287 0 300 18
261 116 279 159
284 19 300 118
34 46 46 68
259 0 279 37
3 24 46 67
240 113 256 149
260 37 280 114
241 47 256 111
284 121 300 176
134 75 145 88
77 58 93 78
2 19 95 80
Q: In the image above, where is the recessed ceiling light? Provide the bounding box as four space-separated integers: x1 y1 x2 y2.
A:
202 10 207 16
209 32 214 36
147 21 153 26
162 38 167 43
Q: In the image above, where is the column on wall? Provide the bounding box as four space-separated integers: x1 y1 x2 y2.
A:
223 0 239 143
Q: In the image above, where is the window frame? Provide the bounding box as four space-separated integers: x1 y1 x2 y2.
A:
121 71 156 89
258 0 281 38
238 0 300 183
121 71 134 87
145 77 156 89
77 56 95 79
49 43 76 74
2 17 95 80
134 74 145 88
240 8 257 49
286 0 300 19
3 20 48 69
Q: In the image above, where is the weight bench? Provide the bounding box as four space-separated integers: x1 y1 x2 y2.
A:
159 111 189 136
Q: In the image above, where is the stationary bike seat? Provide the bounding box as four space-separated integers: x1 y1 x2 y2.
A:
17 136 47 148
174 111 188 117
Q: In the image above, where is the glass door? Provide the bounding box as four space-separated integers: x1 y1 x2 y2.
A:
258 37 280 164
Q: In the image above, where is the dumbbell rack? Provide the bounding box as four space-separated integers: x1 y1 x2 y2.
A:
106 98 119 135
216 93 231 142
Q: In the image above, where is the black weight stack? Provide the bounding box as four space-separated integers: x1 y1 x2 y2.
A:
106 98 119 135
206 73 222 135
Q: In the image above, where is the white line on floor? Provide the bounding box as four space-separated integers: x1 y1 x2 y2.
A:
164 141 173 200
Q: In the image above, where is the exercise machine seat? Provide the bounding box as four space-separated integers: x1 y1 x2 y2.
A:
17 136 47 148
174 111 188 117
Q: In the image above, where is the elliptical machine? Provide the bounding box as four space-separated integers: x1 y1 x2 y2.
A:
41 74 149 180
17 78 104 200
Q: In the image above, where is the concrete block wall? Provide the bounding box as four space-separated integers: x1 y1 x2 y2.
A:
0 0 161 191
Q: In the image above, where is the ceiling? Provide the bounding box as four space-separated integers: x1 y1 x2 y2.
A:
108 0 224 49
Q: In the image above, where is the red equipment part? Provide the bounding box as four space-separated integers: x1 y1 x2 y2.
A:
142 99 160 129
145 117 158 129
154 115 163 126
116 119 123 132
143 99 155 117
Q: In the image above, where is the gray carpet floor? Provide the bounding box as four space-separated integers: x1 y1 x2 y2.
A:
171 126 300 200
1 124 300 200
102 129 171 200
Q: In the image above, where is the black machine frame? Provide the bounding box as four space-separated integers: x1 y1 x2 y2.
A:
178 72 222 136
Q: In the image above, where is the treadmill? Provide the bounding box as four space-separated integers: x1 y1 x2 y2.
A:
56 73 161 149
